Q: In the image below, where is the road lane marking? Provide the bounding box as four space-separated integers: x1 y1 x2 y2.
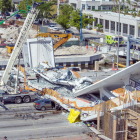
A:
13 105 38 139
0 125 75 133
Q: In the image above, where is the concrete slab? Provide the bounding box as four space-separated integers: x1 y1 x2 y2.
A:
75 61 140 97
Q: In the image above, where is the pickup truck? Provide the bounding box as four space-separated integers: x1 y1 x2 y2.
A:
0 90 38 104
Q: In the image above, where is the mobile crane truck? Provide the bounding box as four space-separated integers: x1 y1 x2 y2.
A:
0 1 44 104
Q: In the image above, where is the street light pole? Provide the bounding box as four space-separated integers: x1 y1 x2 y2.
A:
117 1 120 70
80 4 88 45
80 7 83 43
57 0 59 16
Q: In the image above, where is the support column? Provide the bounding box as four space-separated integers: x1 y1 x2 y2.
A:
113 116 116 140
121 23 123 36
63 62 66 67
71 62 74 67
109 20 111 33
78 62 81 67
127 36 130 67
85 61 88 67
115 22 117 35
85 4 87 10
93 17 95 29
88 16 89 28
135 22 138 38
127 24 130 35
125 119 128 140
56 63 59 67
98 18 100 24
103 19 105 33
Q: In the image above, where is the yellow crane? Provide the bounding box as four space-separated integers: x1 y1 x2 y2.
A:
35 33 72 50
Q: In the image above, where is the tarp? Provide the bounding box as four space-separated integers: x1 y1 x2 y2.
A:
68 109 81 123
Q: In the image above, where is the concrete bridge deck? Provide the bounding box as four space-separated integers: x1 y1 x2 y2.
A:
75 61 140 97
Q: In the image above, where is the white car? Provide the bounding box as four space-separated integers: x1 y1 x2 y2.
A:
53 27 59 31
48 25 55 30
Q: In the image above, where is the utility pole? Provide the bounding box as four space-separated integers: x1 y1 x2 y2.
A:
57 0 59 16
117 1 120 70
126 36 130 67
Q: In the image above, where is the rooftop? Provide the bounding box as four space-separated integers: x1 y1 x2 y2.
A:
84 10 140 21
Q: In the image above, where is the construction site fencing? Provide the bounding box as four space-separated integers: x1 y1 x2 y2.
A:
18 66 137 114
39 87 136 114
18 66 37 91
40 26 47 33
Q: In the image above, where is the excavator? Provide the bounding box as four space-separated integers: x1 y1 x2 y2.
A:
35 33 72 50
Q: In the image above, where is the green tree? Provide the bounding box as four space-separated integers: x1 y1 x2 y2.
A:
55 4 73 31
126 0 131 10
0 0 12 13
124 6 129 15
18 0 55 18
95 24 103 31
70 9 95 33
131 8 137 17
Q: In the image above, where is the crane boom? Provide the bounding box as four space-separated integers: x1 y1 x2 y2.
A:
0 10 27 25
1 1 43 86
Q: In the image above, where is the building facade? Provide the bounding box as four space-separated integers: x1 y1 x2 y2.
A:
69 0 114 11
84 10 140 38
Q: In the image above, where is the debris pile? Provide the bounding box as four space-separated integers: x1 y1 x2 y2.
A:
27 66 93 97
54 45 99 56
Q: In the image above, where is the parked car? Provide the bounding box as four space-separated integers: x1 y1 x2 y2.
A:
53 27 59 31
5 12 10 16
15 14 22 19
34 19 39 24
48 25 56 30
34 99 61 111
66 30 74 34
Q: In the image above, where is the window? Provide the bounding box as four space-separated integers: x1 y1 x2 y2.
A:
92 6 95 10
102 6 106 10
109 0 112 1
45 101 50 104
82 4 85 10
98 6 101 10
88 6 91 10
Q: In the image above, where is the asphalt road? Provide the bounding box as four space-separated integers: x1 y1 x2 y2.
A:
0 103 91 140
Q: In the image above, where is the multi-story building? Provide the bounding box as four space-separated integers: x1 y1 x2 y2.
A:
69 0 114 11
84 10 140 38
69 0 140 38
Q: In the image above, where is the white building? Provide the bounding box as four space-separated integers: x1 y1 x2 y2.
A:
69 0 114 11
83 10 140 38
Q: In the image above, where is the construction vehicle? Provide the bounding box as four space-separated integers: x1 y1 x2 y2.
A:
105 35 124 47
1 1 44 92
35 33 72 50
0 89 38 104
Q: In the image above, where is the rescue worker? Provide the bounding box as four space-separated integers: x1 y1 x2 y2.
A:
36 74 40 83
0 100 8 110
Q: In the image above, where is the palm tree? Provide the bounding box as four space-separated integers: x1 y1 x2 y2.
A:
124 6 129 15
131 8 137 17
121 0 125 11
114 0 119 12
126 0 131 10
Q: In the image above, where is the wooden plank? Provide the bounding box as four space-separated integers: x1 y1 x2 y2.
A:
125 119 128 140
137 118 140 140
89 127 112 140
113 116 116 140
97 110 100 132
